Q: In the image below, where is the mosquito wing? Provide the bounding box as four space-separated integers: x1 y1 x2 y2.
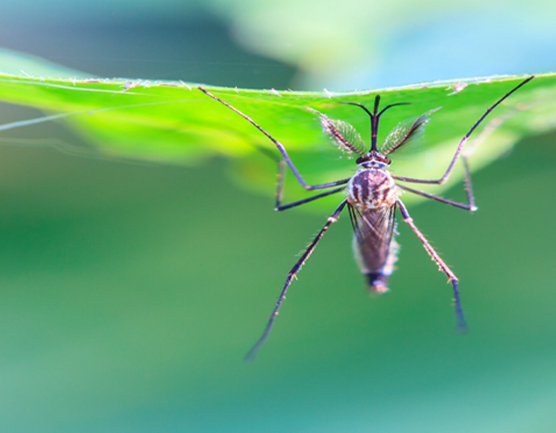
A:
348 203 398 292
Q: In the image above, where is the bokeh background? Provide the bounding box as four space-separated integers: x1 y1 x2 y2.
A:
0 1 556 432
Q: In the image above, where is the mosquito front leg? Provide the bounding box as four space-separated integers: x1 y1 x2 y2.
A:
198 86 350 191
393 75 534 187
397 109 518 213
457 110 514 211
396 198 467 331
245 199 348 361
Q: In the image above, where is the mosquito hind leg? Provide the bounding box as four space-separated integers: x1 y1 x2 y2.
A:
396 198 467 331
245 199 348 361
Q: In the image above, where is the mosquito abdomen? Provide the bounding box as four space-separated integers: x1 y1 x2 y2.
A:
365 272 390 293
353 232 400 293
363 239 400 293
348 167 399 293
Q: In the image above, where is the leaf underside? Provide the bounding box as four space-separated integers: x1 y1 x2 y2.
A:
0 59 555 209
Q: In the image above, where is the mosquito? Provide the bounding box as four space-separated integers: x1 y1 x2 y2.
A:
198 75 534 360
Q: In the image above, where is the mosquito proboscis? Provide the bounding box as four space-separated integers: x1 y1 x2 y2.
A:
199 76 534 360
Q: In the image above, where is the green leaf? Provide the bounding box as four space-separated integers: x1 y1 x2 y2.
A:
0 69 555 209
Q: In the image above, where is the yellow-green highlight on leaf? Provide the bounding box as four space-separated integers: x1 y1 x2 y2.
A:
0 66 555 209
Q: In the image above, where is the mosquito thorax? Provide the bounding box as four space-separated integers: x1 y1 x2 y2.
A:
348 152 397 210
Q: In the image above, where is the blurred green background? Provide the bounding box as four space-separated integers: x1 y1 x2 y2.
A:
0 1 556 432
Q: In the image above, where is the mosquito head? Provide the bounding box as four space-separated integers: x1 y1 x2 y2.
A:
356 150 391 168
341 97 411 152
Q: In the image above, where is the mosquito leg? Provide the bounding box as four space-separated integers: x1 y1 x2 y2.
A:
397 184 477 212
273 158 347 210
398 109 511 212
198 86 350 191
461 154 477 211
393 75 534 186
396 198 467 331
461 113 512 213
276 187 346 211
245 199 348 361
275 159 286 209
